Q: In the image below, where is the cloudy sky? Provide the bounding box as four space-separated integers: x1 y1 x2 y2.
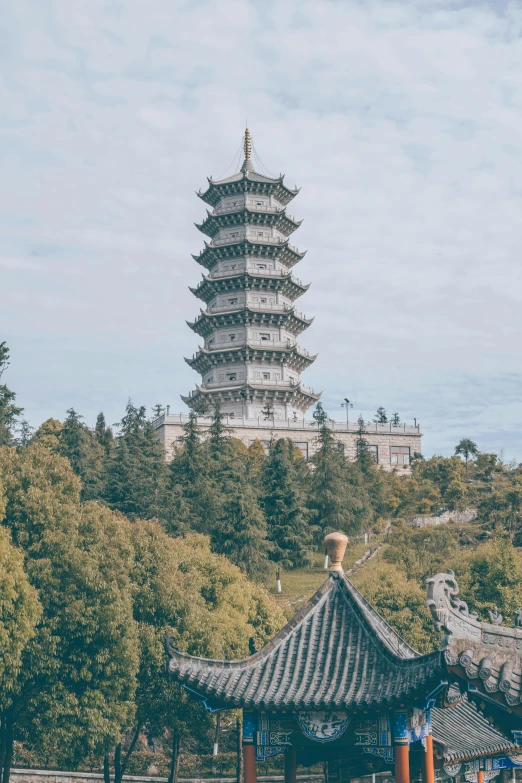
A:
2 0 522 460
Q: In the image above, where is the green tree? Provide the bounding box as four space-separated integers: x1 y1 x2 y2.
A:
309 405 373 538
455 438 479 475
167 412 212 534
261 439 314 568
0 521 41 713
105 401 169 521
391 412 401 426
355 415 375 473
0 444 139 781
94 412 114 453
455 540 522 622
105 523 285 783
59 409 105 501
212 440 271 577
373 406 387 424
353 559 439 653
0 344 23 447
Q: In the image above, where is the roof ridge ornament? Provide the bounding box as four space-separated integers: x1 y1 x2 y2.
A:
324 531 348 573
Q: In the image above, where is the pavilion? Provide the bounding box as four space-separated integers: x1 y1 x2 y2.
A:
166 533 522 783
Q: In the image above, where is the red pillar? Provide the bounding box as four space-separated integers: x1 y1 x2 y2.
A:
393 710 410 783
477 772 484 783
395 744 410 783
243 745 257 783
284 749 297 783
421 735 435 783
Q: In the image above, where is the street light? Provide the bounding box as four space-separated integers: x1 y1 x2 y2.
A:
341 398 353 428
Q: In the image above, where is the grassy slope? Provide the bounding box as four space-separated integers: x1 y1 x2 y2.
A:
269 540 381 611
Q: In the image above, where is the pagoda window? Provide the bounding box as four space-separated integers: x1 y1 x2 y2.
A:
227 373 237 381
229 334 236 341
228 298 238 305
260 297 267 304
390 446 410 466
230 264 237 270
208 338 214 345
260 333 270 341
257 264 267 270
262 372 270 380
368 445 379 463
206 375 213 383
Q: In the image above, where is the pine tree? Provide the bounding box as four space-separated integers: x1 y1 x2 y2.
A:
59 409 106 501
309 404 373 538
391 412 401 426
16 420 34 449
213 441 271 577
207 403 231 453
261 438 314 568
94 411 114 452
0 343 23 447
105 400 168 520
355 415 375 473
167 412 212 534
373 406 388 424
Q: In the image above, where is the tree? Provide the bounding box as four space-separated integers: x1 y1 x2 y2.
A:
104 401 169 521
355 415 375 473
0 523 41 714
261 439 314 568
391 412 401 426
373 407 387 424
455 438 479 475
353 560 439 653
207 404 231 453
309 405 373 538
0 444 139 782
94 412 114 453
0 344 23 447
167 412 212 534
104 523 285 783
32 418 63 451
455 540 522 622
261 402 274 420
15 421 33 450
59 409 105 501
212 440 272 577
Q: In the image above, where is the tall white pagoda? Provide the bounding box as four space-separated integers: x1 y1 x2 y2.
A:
182 130 320 420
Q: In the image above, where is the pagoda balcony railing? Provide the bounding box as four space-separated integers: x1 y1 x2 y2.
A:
197 340 310 354
199 378 316 393
214 203 284 216
153 411 422 435
208 266 304 285
207 302 306 318
211 236 299 252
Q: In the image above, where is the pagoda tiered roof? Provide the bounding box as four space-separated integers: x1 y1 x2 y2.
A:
167 571 444 711
198 170 299 208
196 207 302 240
189 271 309 304
194 239 306 271
187 306 313 339
185 342 317 375
181 381 321 413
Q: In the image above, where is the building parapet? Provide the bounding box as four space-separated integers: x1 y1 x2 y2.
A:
152 412 421 436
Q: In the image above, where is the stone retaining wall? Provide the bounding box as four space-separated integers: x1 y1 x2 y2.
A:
10 771 323 783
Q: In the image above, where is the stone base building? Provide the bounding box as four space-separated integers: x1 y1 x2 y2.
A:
153 412 421 469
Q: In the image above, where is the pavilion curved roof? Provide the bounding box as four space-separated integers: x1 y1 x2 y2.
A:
167 571 443 711
432 695 520 762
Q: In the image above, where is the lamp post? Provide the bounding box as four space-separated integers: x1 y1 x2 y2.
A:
341 398 353 429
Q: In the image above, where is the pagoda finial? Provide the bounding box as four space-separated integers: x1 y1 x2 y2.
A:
241 128 254 173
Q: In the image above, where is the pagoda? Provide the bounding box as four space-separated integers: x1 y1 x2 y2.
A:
181 129 320 419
